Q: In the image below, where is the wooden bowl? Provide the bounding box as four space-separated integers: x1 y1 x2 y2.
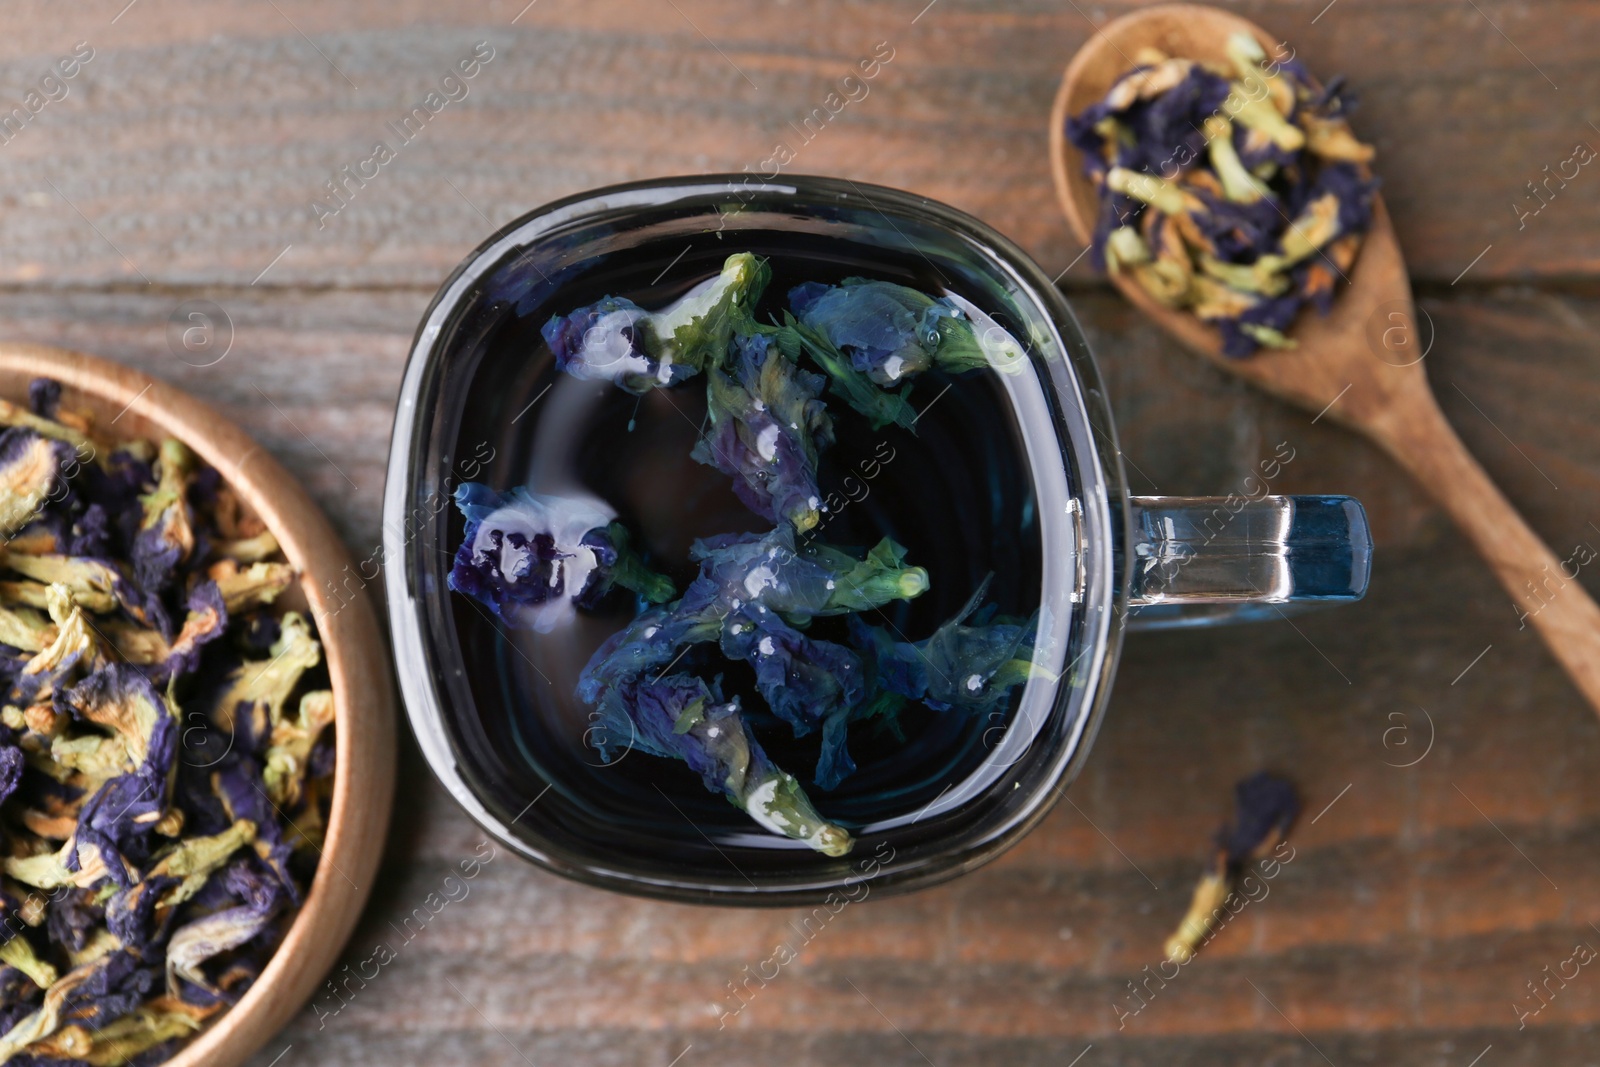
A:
0 343 395 1067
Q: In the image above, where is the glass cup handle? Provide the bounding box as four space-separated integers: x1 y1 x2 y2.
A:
1124 495 1372 630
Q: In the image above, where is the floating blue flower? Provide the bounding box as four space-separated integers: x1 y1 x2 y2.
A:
513 269 1064 848
575 601 723 710
449 483 673 633
541 295 682 393
687 525 928 621
850 582 1040 716
692 333 833 531
617 673 852 855
757 312 918 431
789 278 999 383
720 605 864 738
543 253 771 392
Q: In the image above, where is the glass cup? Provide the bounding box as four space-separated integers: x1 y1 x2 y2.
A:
383 175 1370 905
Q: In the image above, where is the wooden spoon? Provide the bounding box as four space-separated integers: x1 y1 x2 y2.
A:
1049 3 1600 714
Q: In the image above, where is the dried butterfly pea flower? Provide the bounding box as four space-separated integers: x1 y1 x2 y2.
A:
59 666 172 788
0 940 54 993
106 822 257 953
0 749 22 809
1215 771 1298 866
43 670 183 891
229 612 280 658
18 587 105 707
0 947 165 1061
0 581 115 618
206 613 320 760
42 1001 207 1065
204 560 294 616
98 581 228 685
449 483 673 633
0 389 328 1065
42 888 100 955
280 773 329 854
0 433 75 541
206 530 279 565
164 860 283 998
693 334 834 531
543 253 771 391
1203 117 1271 203
1164 771 1298 964
24 384 59 424
0 402 94 459
0 555 162 637
1068 32 1378 355
0 608 53 657
262 692 333 808
0 955 94 1058
130 440 196 597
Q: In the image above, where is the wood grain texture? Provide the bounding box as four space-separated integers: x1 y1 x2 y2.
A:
0 1 1594 1060
0 0 1591 288
0 346 395 1067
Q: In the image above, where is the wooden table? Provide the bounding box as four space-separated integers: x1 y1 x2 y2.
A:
5 1 1599 1062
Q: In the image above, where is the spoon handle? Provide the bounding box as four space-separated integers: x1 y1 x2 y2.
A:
1376 395 1600 713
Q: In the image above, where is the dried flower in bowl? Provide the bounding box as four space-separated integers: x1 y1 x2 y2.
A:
1066 33 1378 356
0 380 334 1065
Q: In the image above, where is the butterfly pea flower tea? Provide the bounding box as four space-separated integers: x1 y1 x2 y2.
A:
448 254 1046 854
389 175 1369 904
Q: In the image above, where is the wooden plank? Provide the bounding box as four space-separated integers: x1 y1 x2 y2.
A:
0 1 1591 288
247 1025 1596 1067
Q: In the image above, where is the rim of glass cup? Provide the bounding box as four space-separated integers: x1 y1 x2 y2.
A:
382 174 1133 905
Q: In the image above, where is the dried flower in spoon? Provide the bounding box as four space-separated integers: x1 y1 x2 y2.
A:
1067 32 1377 356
